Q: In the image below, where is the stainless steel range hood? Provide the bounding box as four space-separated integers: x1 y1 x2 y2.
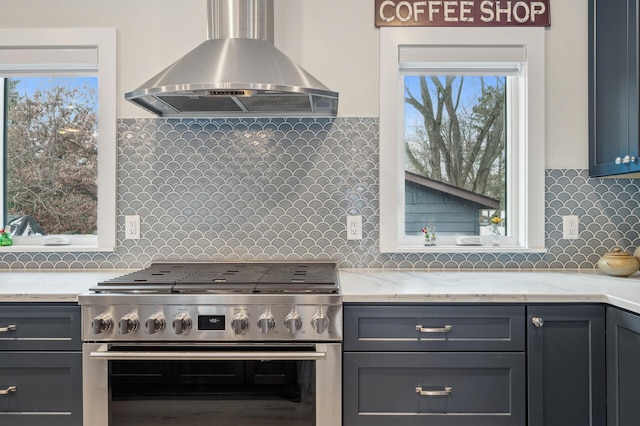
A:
125 0 338 117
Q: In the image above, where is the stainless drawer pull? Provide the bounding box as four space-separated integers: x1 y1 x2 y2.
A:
416 386 452 396
0 324 16 333
416 325 452 333
0 386 16 395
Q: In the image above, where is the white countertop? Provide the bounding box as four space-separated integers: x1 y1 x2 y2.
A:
0 270 130 302
338 269 640 314
2 269 640 316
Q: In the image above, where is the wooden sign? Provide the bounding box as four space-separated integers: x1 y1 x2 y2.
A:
375 0 551 27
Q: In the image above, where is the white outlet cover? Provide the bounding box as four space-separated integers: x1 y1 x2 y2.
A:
562 215 579 240
346 215 362 240
125 215 140 240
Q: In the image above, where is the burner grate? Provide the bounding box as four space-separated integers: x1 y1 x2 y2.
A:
93 262 338 295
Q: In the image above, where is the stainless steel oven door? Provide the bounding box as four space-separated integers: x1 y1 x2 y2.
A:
82 342 341 426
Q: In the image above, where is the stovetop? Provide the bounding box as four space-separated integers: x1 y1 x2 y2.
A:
80 262 342 342
91 262 339 295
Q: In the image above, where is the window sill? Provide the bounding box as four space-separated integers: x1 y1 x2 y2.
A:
0 245 115 253
387 245 548 254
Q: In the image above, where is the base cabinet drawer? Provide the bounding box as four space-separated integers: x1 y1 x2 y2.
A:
343 352 526 426
0 352 82 425
0 304 81 351
344 305 525 351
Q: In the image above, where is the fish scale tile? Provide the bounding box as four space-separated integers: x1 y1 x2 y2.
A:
1 118 640 270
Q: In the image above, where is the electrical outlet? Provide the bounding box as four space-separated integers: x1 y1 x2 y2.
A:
346 215 362 240
562 215 579 240
125 215 140 240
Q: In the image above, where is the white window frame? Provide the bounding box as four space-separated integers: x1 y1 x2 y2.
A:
0 28 116 252
379 27 546 253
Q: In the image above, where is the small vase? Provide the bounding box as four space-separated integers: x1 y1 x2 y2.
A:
489 225 501 246
424 235 436 246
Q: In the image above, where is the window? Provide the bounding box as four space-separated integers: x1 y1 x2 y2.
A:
0 28 116 251
404 74 508 240
379 27 545 252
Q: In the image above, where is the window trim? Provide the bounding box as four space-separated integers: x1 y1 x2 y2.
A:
379 27 546 253
0 28 116 252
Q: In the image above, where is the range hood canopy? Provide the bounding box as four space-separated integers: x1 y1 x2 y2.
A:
125 0 338 117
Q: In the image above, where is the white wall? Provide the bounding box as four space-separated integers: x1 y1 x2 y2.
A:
0 0 588 168
543 0 588 169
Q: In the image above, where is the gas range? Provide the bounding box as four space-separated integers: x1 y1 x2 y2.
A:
79 262 342 343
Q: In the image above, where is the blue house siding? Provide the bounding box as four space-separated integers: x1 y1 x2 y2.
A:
405 180 487 237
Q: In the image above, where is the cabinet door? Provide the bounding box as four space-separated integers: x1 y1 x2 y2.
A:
527 305 606 426
588 0 640 176
343 352 525 426
629 0 640 173
607 306 640 426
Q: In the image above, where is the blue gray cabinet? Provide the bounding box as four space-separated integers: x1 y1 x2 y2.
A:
343 305 526 425
527 305 606 426
588 0 640 176
607 306 640 426
0 303 82 425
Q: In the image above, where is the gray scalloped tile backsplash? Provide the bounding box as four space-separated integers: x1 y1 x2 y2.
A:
0 117 639 270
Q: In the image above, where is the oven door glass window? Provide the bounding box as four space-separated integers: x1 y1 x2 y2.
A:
108 358 316 425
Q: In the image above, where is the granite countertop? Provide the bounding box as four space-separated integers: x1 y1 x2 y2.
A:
1 269 640 316
338 269 640 314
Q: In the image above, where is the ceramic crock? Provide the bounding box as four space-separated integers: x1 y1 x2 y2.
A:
597 248 640 277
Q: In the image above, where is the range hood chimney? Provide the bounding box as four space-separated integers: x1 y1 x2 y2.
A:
125 0 339 117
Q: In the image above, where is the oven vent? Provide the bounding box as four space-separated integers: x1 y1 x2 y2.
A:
124 0 338 117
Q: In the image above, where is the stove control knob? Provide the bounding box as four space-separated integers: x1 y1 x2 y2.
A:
231 312 250 335
284 312 302 334
91 313 113 335
145 313 166 334
257 312 276 334
119 313 140 335
173 313 193 335
311 311 330 334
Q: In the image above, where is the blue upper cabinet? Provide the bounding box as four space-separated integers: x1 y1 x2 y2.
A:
589 0 640 177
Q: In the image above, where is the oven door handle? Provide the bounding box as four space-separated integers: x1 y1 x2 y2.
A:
89 349 327 361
